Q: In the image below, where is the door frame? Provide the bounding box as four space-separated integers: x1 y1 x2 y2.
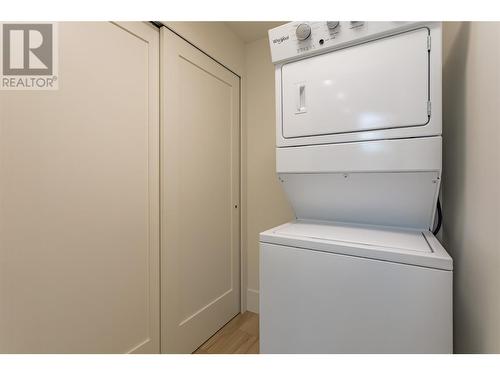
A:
158 24 246 353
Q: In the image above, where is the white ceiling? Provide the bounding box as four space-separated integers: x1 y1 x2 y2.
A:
225 22 287 43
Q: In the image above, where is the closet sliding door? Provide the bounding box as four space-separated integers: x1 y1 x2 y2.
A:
161 27 241 353
0 22 160 353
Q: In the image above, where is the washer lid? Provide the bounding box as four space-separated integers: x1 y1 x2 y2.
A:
260 220 452 270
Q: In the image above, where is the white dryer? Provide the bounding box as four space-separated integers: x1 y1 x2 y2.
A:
261 21 452 353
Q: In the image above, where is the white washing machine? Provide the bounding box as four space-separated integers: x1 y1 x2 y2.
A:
260 221 452 353
261 21 453 353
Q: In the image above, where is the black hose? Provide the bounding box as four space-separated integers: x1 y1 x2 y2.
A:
433 198 442 235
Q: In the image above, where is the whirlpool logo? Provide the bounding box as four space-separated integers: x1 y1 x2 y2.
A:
273 35 289 44
0 22 58 90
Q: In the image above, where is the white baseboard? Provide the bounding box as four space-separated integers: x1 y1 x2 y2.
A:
246 288 259 314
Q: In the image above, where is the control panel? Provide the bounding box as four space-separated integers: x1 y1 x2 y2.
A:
268 21 427 64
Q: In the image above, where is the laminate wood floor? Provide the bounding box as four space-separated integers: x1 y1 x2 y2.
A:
193 312 259 354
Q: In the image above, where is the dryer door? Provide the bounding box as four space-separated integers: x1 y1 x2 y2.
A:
281 27 430 139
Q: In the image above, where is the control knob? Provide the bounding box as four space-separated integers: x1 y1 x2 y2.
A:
350 21 364 27
295 23 311 41
326 21 340 30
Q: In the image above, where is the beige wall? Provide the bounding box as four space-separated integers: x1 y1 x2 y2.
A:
244 37 294 312
163 22 245 75
442 22 500 353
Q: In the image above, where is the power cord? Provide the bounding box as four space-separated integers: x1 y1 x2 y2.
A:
432 198 442 235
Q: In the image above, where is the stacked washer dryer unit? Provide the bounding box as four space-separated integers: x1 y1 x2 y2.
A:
260 22 453 353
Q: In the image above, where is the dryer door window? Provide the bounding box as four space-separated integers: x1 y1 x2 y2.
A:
281 28 430 139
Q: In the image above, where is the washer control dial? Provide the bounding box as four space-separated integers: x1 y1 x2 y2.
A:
326 21 340 30
295 23 311 41
350 21 365 27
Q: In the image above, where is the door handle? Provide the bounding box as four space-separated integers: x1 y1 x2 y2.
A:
296 83 307 114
